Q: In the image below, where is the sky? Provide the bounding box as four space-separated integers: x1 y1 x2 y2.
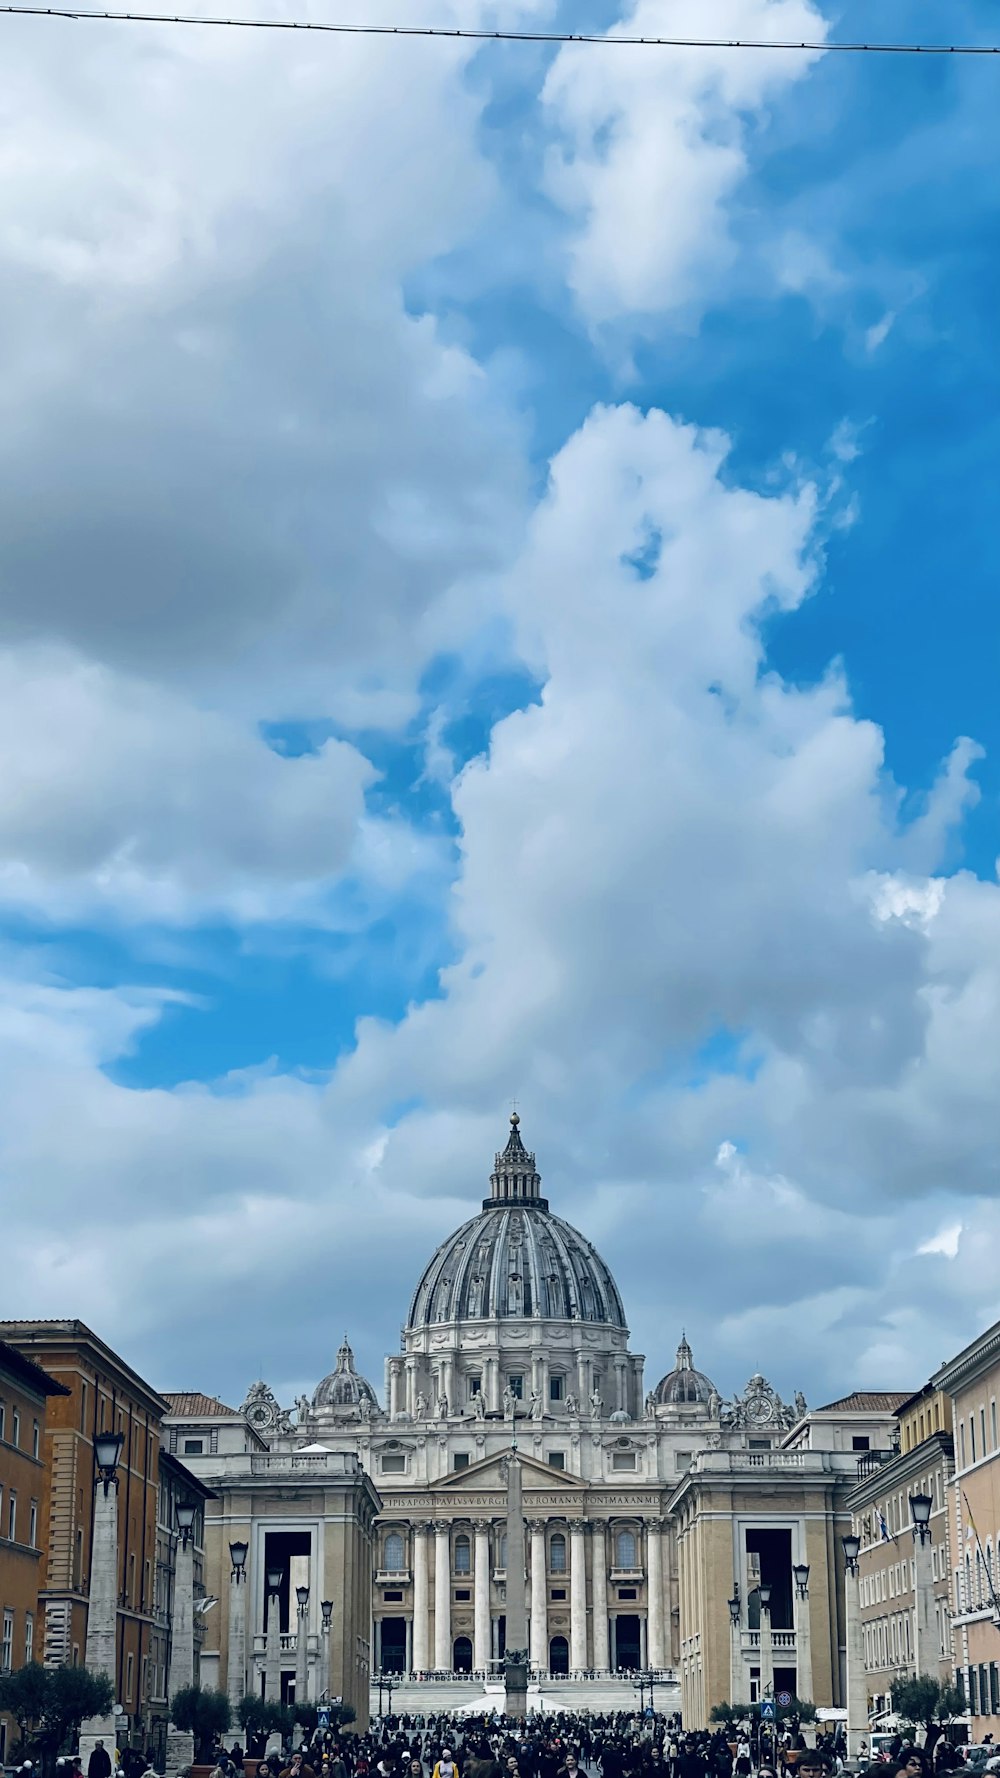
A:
2 0 1000 1416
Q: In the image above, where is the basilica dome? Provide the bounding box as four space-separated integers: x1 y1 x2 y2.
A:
312 1336 379 1412
406 1114 627 1331
652 1335 717 1407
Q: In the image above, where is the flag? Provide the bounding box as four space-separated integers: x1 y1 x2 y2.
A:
879 1510 891 1543
964 1493 980 1541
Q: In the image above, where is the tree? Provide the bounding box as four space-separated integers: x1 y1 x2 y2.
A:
890 1677 967 1758
0 1663 52 1742
293 1703 318 1734
710 1704 747 1728
170 1686 232 1755
43 1666 116 1753
329 1705 355 1728
237 1695 294 1751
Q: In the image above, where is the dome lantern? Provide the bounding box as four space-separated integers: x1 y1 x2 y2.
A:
485 1112 548 1210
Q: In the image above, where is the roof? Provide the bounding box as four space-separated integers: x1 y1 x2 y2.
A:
816 1391 912 1414
0 1320 168 1417
0 1338 70 1399
162 1391 239 1418
158 1448 217 1500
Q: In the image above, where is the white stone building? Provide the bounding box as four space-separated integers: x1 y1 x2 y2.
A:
167 1114 818 1706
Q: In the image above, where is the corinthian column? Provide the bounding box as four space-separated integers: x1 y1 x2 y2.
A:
570 1522 588 1673
412 1525 430 1671
647 1522 665 1669
434 1522 452 1670
529 1522 547 1672
591 1522 609 1671
474 1521 491 1673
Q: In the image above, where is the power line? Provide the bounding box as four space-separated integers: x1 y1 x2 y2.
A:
1 9 999 54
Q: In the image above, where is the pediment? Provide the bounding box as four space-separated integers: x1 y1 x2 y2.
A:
433 1448 587 1492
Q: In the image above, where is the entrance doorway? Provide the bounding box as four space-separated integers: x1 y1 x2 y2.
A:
549 1635 569 1675
379 1618 406 1674
614 1615 641 1671
453 1636 473 1673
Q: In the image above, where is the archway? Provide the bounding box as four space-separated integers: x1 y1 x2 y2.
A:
549 1634 569 1675
453 1635 473 1674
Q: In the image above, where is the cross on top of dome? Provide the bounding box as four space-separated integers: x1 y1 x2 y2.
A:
487 1111 548 1210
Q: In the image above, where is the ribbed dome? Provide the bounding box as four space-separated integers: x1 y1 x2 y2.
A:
653 1335 716 1407
313 1337 379 1411
406 1115 627 1332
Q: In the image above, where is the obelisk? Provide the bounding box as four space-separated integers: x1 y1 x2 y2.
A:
503 1445 529 1719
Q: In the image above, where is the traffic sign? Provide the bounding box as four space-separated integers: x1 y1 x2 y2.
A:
761 1699 775 1721
317 1708 331 1730
777 1692 792 1707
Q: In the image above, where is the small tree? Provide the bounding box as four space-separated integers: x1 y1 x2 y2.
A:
890 1677 966 1759
330 1706 355 1729
0 1663 52 1743
45 1666 116 1753
710 1704 746 1728
238 1694 268 1737
170 1686 232 1755
294 1703 318 1734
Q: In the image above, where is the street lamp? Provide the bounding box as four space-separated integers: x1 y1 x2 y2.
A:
758 1581 772 1609
94 1429 124 1496
295 1584 310 1709
793 1563 810 1598
267 1565 283 1594
176 1501 197 1550
728 1595 741 1626
842 1534 865 1758
264 1567 284 1704
296 1584 310 1610
228 1542 249 1717
230 1540 249 1582
321 1601 333 1629
793 1563 813 1704
842 1534 861 1574
910 1493 933 1546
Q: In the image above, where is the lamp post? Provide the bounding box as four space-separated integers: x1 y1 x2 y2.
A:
793 1563 813 1704
320 1601 333 1703
843 1533 867 1760
228 1541 249 1721
165 1502 198 1778
264 1565 284 1705
295 1584 311 1711
728 1591 743 1710
910 1492 935 1679
756 1584 776 1767
79 1430 125 1766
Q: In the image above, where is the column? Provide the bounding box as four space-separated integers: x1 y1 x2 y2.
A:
795 1581 813 1703
165 1529 196 1777
529 1523 547 1672
614 1358 627 1413
730 1597 744 1709
264 1580 282 1703
388 1361 401 1419
759 1598 774 1704
474 1521 491 1673
295 1589 310 1706
486 1356 500 1414
845 1563 867 1759
591 1522 609 1672
646 1522 665 1669
412 1524 430 1671
570 1522 588 1673
78 1476 119 1764
405 1358 417 1414
434 1522 452 1669
914 1532 935 1678
227 1566 247 1718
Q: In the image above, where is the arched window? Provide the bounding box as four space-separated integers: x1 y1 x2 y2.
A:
384 1531 405 1573
549 1634 569 1676
549 1532 567 1574
616 1528 637 1568
455 1534 471 1574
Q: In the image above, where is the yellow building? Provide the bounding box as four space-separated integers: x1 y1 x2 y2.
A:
0 1340 68 1766
932 1321 1000 1733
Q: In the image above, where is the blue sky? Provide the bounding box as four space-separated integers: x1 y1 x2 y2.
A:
1 0 999 1412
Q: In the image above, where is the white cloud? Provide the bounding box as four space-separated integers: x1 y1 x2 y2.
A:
542 0 826 326
918 1223 963 1260
865 311 897 353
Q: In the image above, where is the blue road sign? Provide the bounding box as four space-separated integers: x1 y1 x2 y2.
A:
761 1699 775 1721
317 1708 331 1730
777 1692 792 1707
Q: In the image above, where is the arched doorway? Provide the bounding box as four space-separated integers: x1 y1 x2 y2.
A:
453 1635 473 1673
549 1634 569 1675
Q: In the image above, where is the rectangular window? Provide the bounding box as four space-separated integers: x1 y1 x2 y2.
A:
11 1409 20 1448
676 1450 692 1471
972 1419 977 1464
992 1664 1000 1714
970 1666 980 1715
383 1591 403 1603
454 1589 470 1601
0 1401 6 1440
183 1438 204 1455
1 1610 13 1673
548 1452 566 1470
852 1436 871 1451
611 1451 637 1471
380 1454 406 1474
125 1652 134 1702
618 1587 637 1600
549 1376 564 1402
452 1453 470 1471
508 1376 524 1399
961 1423 967 1468
748 1438 771 1450
550 1588 566 1601
29 1501 37 1547
467 1376 482 1399
24 1614 33 1664
80 1381 87 1434
993 1401 998 1451
32 1421 39 1459
7 1493 16 1542
981 1407 987 1456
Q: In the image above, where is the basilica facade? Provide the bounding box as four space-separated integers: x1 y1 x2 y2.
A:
166 1115 885 1725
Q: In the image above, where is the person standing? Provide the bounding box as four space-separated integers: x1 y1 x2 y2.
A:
87 1744 112 1778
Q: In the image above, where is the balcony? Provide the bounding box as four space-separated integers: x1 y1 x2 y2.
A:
741 1630 797 1653
610 1567 645 1582
252 1632 320 1657
377 1571 411 1586
249 1451 359 1476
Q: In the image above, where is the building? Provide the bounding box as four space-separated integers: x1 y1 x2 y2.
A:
932 1320 1000 1735
0 1340 68 1765
148 1451 215 1771
167 1114 853 1723
847 1383 954 1713
0 1320 166 1745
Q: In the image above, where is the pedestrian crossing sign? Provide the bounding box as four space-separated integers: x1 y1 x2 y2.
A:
761 1699 775 1720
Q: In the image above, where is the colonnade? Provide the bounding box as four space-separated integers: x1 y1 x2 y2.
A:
385 1518 669 1672
385 1355 646 1418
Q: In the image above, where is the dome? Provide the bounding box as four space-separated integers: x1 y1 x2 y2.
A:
652 1334 717 1408
312 1336 379 1412
406 1114 627 1332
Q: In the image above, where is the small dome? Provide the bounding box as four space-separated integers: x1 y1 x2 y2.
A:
652 1334 717 1408
313 1336 379 1413
610 1409 632 1425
